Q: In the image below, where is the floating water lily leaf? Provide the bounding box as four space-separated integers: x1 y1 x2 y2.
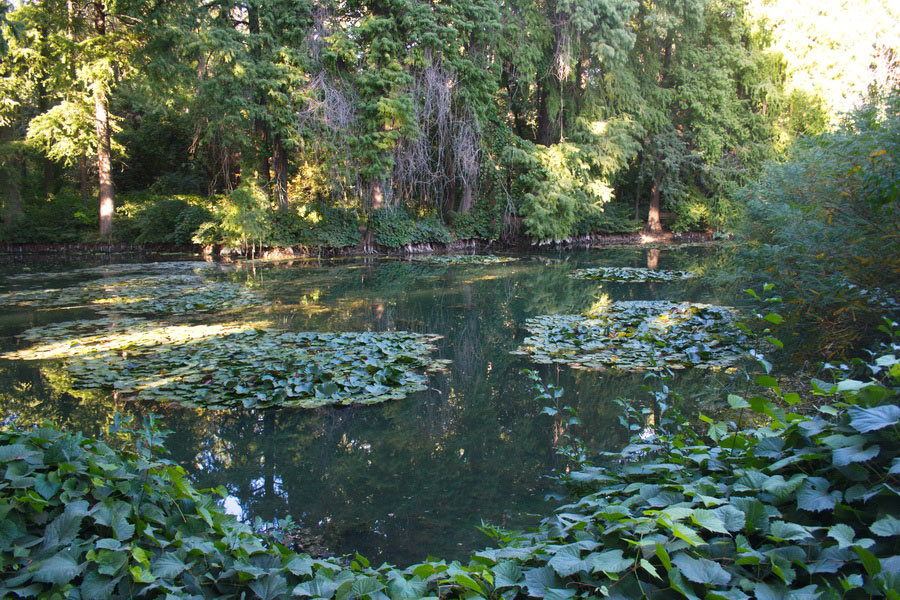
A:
569 267 696 282
4 318 449 410
0 271 265 315
513 301 751 371
411 255 517 265
7 260 221 282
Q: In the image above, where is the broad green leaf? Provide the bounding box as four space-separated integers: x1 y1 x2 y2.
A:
548 544 587 577
827 524 856 548
769 521 813 542
871 515 900 537
712 505 746 532
585 549 631 574
151 553 188 579
250 575 289 600
491 562 522 589
670 553 731 586
691 509 729 534
33 552 82 585
848 405 900 433
797 477 841 512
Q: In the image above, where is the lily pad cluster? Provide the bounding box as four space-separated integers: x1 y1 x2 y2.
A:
0 272 264 315
514 300 751 370
411 255 517 265
569 266 696 282
7 260 220 281
4 317 449 409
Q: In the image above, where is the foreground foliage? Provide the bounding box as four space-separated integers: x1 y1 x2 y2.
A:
514 301 750 371
1 330 898 598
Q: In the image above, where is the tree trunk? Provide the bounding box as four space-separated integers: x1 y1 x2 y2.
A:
371 180 385 211
536 81 556 146
93 3 114 239
458 180 473 214
647 174 663 233
272 133 289 209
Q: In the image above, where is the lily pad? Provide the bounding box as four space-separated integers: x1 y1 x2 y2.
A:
4 318 449 409
411 255 517 265
0 273 265 315
6 261 220 282
513 301 751 371
569 267 696 282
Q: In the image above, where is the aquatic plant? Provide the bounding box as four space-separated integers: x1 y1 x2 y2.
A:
411 255 517 265
0 271 264 315
569 266 696 282
514 301 751 370
4 318 449 409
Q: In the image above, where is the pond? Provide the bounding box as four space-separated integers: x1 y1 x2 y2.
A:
0 245 754 566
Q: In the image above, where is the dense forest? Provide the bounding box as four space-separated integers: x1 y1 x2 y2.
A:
2 0 894 250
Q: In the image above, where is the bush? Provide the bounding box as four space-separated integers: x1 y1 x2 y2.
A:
371 208 453 247
310 205 361 248
1 188 96 243
448 204 504 240
115 192 211 245
736 89 900 353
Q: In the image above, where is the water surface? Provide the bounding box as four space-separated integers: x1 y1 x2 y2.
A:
0 246 747 565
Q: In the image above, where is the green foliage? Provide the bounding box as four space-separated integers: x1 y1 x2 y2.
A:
737 90 900 353
0 188 97 243
448 204 504 241
371 208 453 248
310 206 362 249
115 193 211 245
2 325 898 598
515 301 751 371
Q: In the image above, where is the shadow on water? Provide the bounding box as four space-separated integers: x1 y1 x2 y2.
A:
0 245 748 565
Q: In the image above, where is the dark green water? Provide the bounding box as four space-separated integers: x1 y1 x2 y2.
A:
0 246 748 565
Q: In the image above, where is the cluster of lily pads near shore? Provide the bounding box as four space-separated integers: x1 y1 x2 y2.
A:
1 254 898 599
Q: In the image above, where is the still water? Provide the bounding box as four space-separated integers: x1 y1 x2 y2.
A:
0 246 748 565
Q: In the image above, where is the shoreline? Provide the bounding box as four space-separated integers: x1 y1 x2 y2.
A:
0 230 721 260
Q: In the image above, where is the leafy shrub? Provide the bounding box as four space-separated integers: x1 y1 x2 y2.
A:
115 192 211 245
1 187 95 243
448 204 503 240
736 89 900 353
371 208 453 247
310 205 361 248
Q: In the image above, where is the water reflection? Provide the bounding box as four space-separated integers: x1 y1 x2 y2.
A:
0 246 743 565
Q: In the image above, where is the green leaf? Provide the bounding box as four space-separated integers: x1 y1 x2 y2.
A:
848 405 900 432
691 509 729 534
491 562 522 589
828 524 856 548
671 553 731 585
33 552 82 585
797 477 841 512
250 574 289 600
151 553 188 579
854 546 882 576
871 515 900 537
712 505 746 532
548 544 587 576
294 574 342 598
833 443 880 466
769 521 813 542
586 549 631 574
